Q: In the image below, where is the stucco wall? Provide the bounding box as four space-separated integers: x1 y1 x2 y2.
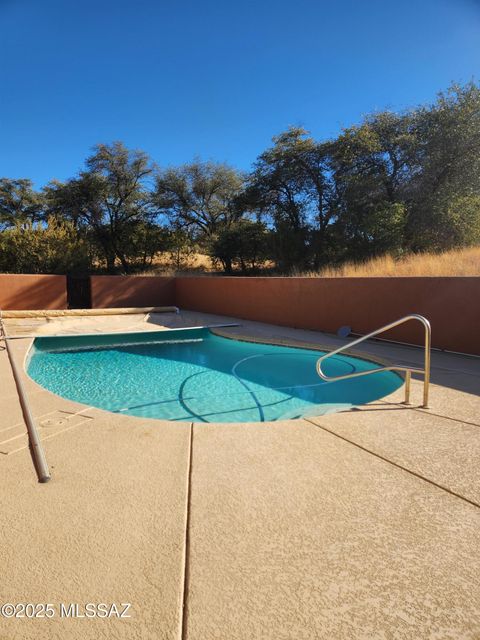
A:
175 276 480 355
1 273 478 355
0 274 67 310
90 276 176 309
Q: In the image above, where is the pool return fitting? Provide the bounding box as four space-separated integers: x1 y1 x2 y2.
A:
316 314 431 408
0 312 50 483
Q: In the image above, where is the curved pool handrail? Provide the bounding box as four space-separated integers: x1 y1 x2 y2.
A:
316 314 431 408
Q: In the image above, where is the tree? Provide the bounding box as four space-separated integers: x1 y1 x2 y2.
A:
246 127 335 271
118 221 170 270
165 228 199 271
154 160 245 241
0 178 44 230
1 81 479 277
329 111 418 259
45 142 156 272
332 111 420 202
209 220 270 273
407 83 480 250
0 217 91 274
328 86 480 257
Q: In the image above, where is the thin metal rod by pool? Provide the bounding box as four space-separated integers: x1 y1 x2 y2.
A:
316 314 431 408
0 314 51 483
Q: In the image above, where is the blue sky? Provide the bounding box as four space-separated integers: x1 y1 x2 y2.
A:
1 0 479 187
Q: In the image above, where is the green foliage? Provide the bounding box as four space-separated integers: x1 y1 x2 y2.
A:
407 83 480 249
209 220 270 273
44 142 156 273
165 229 199 271
117 221 170 270
154 161 245 239
419 194 480 250
247 127 334 270
0 218 91 273
1 81 479 276
0 178 44 230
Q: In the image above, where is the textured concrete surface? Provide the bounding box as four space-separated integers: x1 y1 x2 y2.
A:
0 339 191 640
1 310 479 639
309 390 480 506
185 421 480 640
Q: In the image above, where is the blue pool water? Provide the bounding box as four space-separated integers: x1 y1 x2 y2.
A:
27 328 403 423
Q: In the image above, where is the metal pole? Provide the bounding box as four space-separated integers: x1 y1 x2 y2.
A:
404 370 411 405
0 316 50 483
423 319 431 409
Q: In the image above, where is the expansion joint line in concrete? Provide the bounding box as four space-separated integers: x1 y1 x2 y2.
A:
412 406 480 430
179 422 194 640
304 418 480 511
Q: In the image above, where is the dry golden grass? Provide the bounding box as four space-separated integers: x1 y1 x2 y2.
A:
136 246 480 277
152 252 213 270
301 246 480 277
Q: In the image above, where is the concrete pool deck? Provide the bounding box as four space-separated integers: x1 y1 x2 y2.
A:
0 310 479 639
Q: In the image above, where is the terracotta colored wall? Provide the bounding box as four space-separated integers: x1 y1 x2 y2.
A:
176 277 480 355
90 276 175 308
1 273 478 354
0 274 67 310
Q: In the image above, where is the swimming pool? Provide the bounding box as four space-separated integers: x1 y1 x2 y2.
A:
27 328 403 423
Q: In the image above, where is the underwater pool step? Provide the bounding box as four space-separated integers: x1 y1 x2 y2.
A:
0 410 94 455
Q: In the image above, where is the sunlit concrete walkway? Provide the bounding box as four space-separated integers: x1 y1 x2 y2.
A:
1 310 479 639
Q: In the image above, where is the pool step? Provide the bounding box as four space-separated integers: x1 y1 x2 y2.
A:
0 410 93 455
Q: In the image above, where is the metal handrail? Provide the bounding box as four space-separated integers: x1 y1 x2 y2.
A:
316 314 431 408
0 312 51 482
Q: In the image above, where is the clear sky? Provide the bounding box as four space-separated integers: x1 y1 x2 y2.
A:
1 0 479 187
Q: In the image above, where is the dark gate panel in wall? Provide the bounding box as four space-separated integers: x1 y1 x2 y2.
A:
67 275 92 309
